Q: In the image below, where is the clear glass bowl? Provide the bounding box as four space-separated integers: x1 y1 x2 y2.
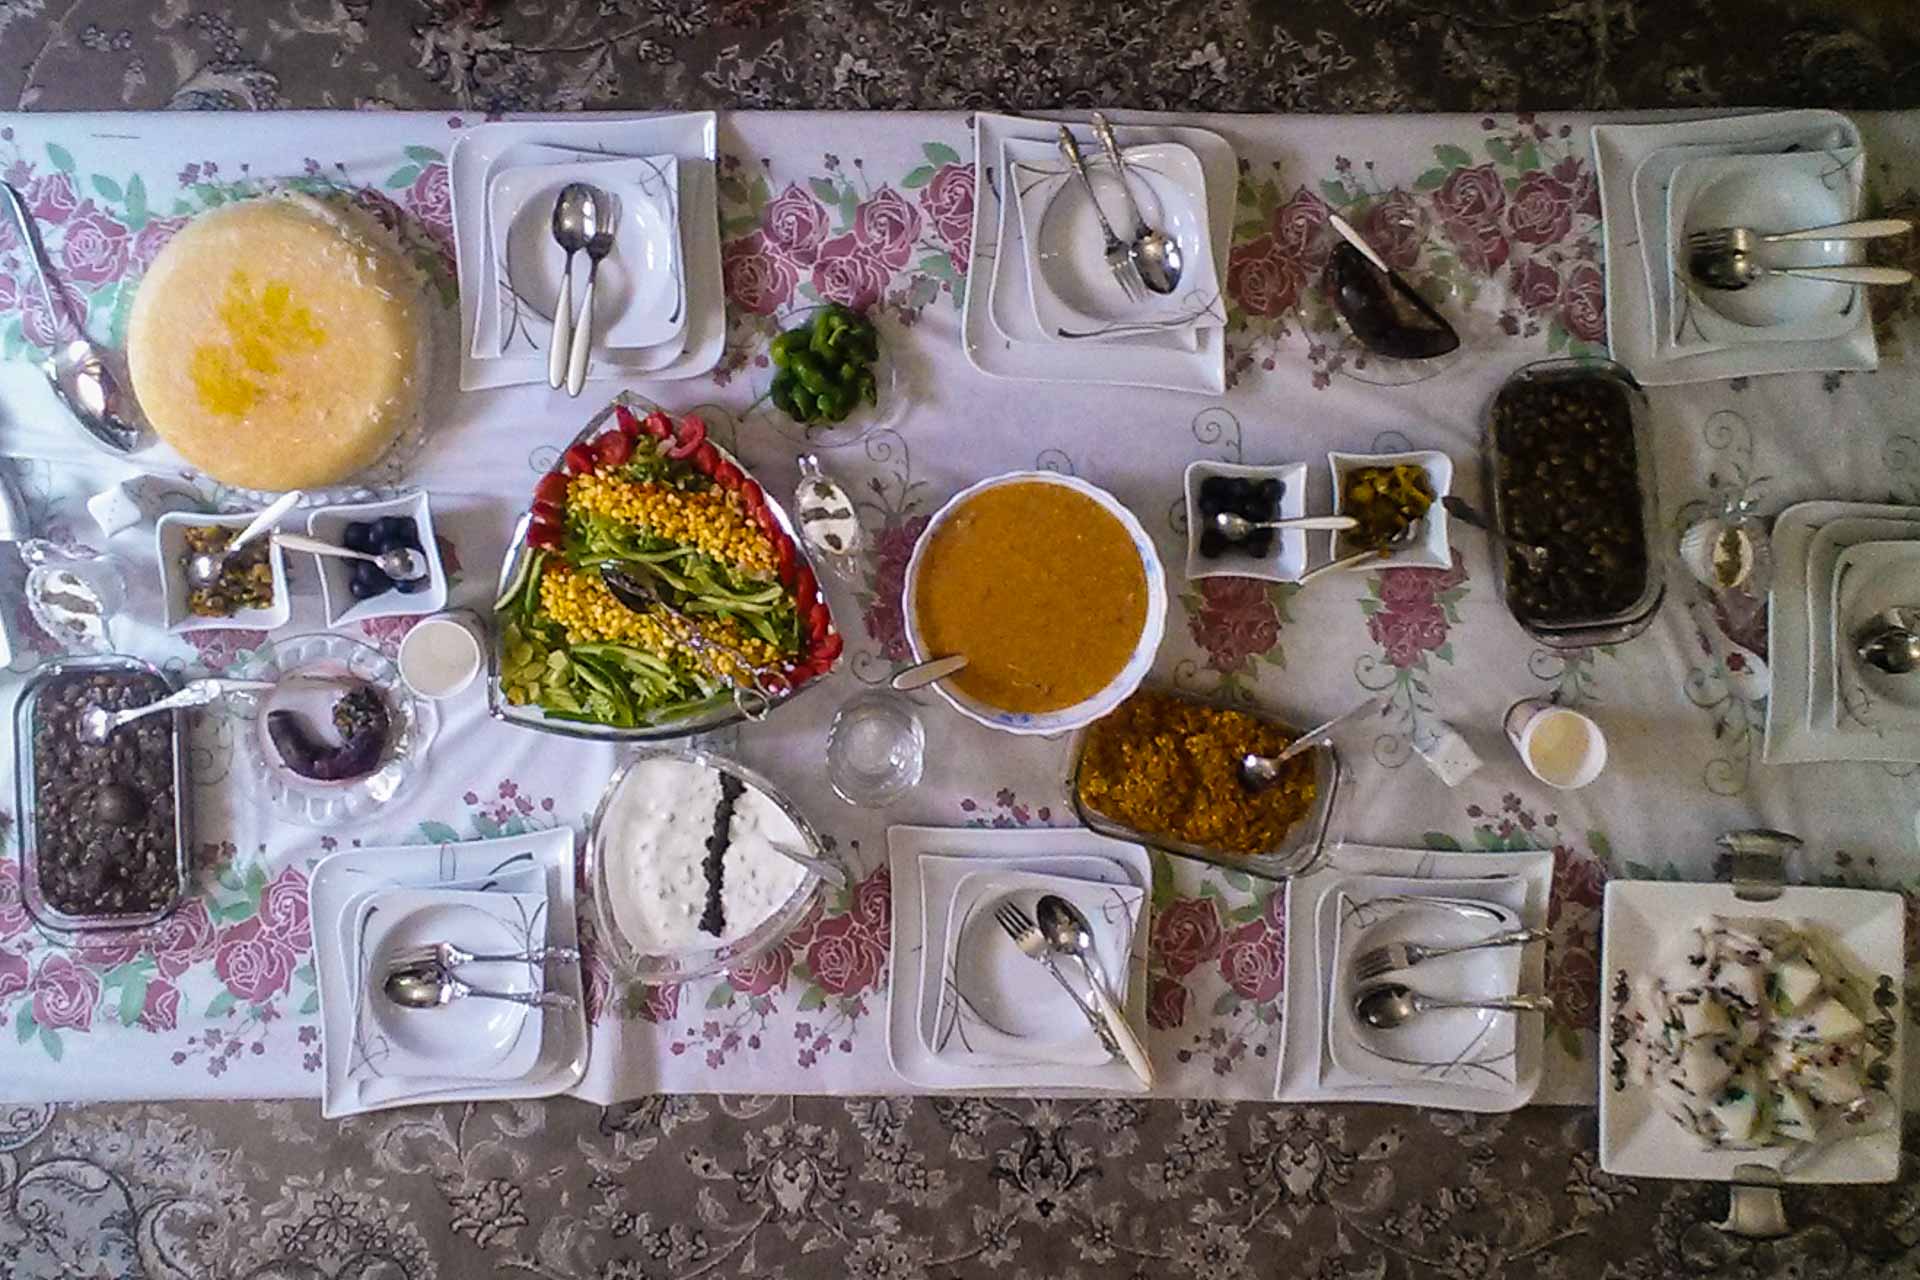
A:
1066 684 1342 882
486 391 841 742
751 302 903 450
12 653 190 932
1483 358 1666 649
587 746 826 985
235 633 439 828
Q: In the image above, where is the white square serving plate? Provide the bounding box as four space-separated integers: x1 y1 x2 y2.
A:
156 510 292 634
306 491 448 628
1326 450 1453 570
1599 879 1904 1184
1184 460 1308 583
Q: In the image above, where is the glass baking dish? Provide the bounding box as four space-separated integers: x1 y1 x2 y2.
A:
1066 685 1341 881
12 653 191 932
1483 357 1665 649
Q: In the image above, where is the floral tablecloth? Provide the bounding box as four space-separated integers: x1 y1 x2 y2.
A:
1 108 1919 1110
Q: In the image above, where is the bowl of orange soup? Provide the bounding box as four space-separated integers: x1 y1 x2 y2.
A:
903 471 1167 734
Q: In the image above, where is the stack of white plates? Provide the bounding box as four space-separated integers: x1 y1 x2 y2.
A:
311 828 587 1117
964 112 1233 394
886 825 1152 1092
1274 844 1553 1111
1593 109 1875 384
448 113 726 390
1766 500 1920 763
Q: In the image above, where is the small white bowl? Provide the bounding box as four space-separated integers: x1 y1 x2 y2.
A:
305 492 447 628
157 510 292 633
1184 460 1308 583
903 470 1168 736
1326 449 1453 570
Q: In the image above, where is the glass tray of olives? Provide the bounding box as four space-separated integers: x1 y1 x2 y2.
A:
12 654 190 932
1483 358 1664 648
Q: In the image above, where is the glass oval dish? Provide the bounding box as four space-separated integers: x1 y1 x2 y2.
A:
12 653 190 933
750 302 903 451
487 391 842 742
234 633 439 827
1066 684 1341 881
1482 358 1665 649
587 746 826 985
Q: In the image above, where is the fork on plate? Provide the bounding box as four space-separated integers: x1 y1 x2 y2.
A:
1684 217 1911 263
392 940 581 970
1351 925 1546 983
1055 126 1145 304
995 900 1155 1086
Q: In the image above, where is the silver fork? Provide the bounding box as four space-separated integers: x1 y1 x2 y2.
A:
1352 926 1546 983
994 902 1122 1055
1685 218 1911 261
392 941 581 970
1056 126 1144 304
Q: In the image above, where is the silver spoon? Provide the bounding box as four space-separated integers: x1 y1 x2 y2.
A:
0 182 142 454
184 490 304 588
565 189 620 397
1089 111 1182 296
1688 251 1912 293
274 531 427 583
1354 982 1554 1030
1212 511 1358 539
382 961 577 1010
78 677 278 744
891 654 968 691
1034 893 1155 1087
1237 695 1384 791
1296 515 1425 586
548 183 599 391
1856 607 1920 675
770 840 849 890
1441 496 1548 574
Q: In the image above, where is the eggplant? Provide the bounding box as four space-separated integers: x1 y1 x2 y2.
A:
266 684 392 781
1327 243 1460 361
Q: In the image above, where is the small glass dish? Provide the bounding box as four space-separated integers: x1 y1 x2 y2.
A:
1066 684 1341 881
1483 358 1664 649
826 689 925 807
12 653 190 932
754 302 903 450
587 746 826 985
234 633 439 827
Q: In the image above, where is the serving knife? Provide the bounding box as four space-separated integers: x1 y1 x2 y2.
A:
0 461 29 668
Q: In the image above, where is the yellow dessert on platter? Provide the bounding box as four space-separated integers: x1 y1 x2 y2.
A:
128 194 429 491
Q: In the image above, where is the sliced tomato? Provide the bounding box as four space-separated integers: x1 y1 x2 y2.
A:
595 430 634 468
792 565 818 607
805 599 832 642
712 459 743 491
531 497 564 521
526 519 564 551
642 411 674 439
562 443 596 475
739 480 764 511
811 632 844 664
754 503 783 537
691 442 718 474
533 471 570 505
773 534 798 585
665 414 707 460
614 405 641 439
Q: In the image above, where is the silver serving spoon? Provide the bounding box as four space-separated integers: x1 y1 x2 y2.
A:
1354 982 1554 1030
770 841 849 890
1237 695 1384 791
274 531 427 583
184 490 304 588
1089 111 1182 296
0 181 142 454
1034 893 1155 1087
1856 607 1920 675
1688 250 1912 293
1212 511 1358 539
78 677 278 744
891 654 968 691
548 184 599 391
382 960 577 1010
1441 496 1549 574
1295 514 1425 586
565 189 620 397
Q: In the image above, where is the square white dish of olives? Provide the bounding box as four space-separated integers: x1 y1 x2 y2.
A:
306 491 447 627
1183 460 1307 583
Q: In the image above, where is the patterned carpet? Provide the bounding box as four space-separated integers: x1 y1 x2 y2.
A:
4 3 1920 1278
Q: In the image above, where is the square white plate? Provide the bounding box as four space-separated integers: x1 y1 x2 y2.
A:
1324 882 1525 1089
1274 843 1551 1110
305 491 448 628
1184 460 1308 583
1599 880 1904 1183
965 111 1233 393
156 510 292 634
1004 137 1221 339
311 827 586 1117
1592 109 1873 385
932 867 1143 1067
886 825 1151 1093
448 114 722 389
1832 541 1920 731
1327 449 1453 570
